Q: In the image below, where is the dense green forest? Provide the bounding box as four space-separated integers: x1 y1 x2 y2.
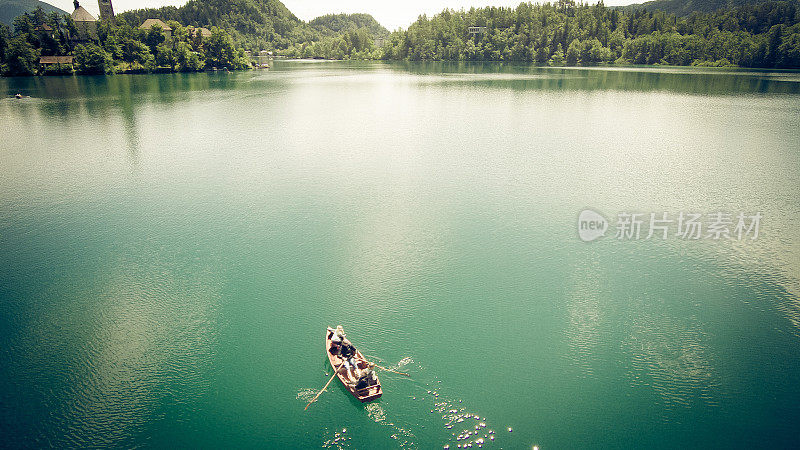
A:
617 0 775 16
0 7 249 75
115 0 387 53
285 13 388 59
309 13 388 39
116 0 304 51
380 0 800 67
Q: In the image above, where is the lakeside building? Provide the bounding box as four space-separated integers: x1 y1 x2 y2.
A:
139 19 173 39
34 24 55 39
71 0 97 41
187 26 212 38
39 55 74 70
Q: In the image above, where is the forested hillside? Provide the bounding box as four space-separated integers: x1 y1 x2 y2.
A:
117 0 306 51
0 0 64 26
309 13 389 38
380 0 800 68
618 0 773 16
116 0 387 52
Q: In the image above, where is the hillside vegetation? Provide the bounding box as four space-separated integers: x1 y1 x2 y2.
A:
117 0 387 53
379 0 800 68
1 5 250 75
309 13 389 38
0 0 65 26
618 0 775 16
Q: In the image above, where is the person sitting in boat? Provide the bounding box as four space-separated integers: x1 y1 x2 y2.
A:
339 341 356 359
355 368 377 391
328 326 346 355
340 342 360 375
340 355 359 377
329 326 345 345
332 326 345 341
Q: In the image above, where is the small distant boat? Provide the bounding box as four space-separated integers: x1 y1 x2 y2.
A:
326 327 382 402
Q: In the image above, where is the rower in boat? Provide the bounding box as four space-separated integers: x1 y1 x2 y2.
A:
330 325 345 343
355 367 378 391
339 341 359 376
328 326 347 354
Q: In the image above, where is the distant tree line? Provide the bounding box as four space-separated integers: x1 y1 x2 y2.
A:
0 7 249 76
282 27 378 59
615 0 778 16
380 0 800 68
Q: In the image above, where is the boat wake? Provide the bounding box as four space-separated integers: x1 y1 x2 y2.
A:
396 356 413 367
313 391 416 449
365 402 416 447
425 382 503 449
321 427 351 449
365 356 509 448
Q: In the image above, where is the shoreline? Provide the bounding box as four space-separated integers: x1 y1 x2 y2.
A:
8 60 800 80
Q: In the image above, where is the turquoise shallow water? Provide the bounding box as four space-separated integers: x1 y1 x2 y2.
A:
1 62 800 448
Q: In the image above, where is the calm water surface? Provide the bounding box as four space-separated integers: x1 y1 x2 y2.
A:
2 62 800 448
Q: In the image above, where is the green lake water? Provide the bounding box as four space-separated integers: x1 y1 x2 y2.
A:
1 61 800 448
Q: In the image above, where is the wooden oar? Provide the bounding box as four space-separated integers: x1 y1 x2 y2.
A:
305 362 343 410
367 361 410 377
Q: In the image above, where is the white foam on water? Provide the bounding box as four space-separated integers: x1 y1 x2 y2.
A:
365 403 416 447
296 388 319 403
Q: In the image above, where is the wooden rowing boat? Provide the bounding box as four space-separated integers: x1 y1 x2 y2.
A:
326 327 382 402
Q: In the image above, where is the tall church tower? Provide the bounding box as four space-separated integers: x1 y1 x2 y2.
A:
97 0 114 21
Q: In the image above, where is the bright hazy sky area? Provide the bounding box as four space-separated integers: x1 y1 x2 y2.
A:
51 0 639 31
